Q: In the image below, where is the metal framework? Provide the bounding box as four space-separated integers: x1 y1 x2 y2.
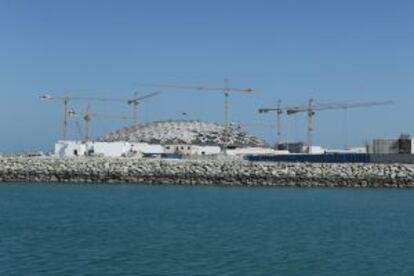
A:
259 99 393 152
68 105 132 141
136 81 255 154
40 91 161 140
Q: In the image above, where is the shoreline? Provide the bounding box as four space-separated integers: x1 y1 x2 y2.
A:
0 157 413 188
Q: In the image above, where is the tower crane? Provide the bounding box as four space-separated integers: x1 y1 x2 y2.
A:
258 100 302 148
285 99 394 152
127 91 161 124
136 80 255 154
40 91 161 140
68 105 132 142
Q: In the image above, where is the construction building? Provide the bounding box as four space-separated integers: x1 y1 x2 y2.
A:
54 120 276 158
370 134 414 154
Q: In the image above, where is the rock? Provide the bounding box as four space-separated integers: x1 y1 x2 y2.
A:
0 157 413 188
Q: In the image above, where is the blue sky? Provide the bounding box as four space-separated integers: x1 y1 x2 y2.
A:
0 0 413 152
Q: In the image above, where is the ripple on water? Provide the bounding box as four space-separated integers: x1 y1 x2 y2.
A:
0 183 413 275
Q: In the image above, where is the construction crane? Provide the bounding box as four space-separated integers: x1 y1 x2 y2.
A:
68 105 132 141
127 91 161 124
285 99 394 152
258 100 298 148
40 91 161 140
136 80 255 154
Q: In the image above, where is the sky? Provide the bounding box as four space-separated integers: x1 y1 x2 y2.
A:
0 0 413 152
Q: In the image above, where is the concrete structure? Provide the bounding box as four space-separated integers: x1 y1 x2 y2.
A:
99 120 267 148
55 141 166 158
306 146 325 154
54 141 87 158
325 147 367 154
130 143 164 155
369 135 414 154
197 146 221 155
372 139 399 154
89 142 131 157
163 144 221 156
164 144 200 155
226 147 283 156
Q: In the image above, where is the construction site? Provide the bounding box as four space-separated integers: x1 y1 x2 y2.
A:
39 82 414 164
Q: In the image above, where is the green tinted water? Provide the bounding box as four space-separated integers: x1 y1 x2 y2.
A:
0 183 413 275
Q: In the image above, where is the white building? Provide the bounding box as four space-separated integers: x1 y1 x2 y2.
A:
226 147 284 156
89 142 131 157
54 141 87 158
130 143 164 155
306 146 325 154
163 144 221 156
197 146 221 155
54 141 166 158
325 147 367 154
54 140 280 158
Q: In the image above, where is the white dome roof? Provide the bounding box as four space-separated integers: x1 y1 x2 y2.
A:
99 120 267 147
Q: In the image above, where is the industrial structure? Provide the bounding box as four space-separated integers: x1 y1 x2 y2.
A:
136 81 255 154
55 120 279 158
259 99 393 152
39 86 411 163
369 134 414 154
40 91 161 140
258 99 290 147
68 105 132 142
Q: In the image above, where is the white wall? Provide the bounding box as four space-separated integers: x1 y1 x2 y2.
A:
54 141 86 157
227 147 277 156
91 142 130 157
131 143 164 154
198 146 221 155
163 144 201 155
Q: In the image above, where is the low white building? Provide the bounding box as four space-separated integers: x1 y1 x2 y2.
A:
325 147 367 154
163 144 198 155
163 144 221 156
55 141 87 158
130 143 164 155
306 146 325 154
197 146 221 155
226 147 282 156
54 140 280 158
89 142 131 157
54 141 166 158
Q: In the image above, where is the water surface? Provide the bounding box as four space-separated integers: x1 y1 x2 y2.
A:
0 183 413 275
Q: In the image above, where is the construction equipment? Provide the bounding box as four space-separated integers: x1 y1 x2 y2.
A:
136 80 255 154
68 105 132 141
127 91 161 124
258 99 297 147
40 92 161 139
285 99 394 152
40 94 125 140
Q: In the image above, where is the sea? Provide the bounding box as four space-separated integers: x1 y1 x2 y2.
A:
0 183 413 275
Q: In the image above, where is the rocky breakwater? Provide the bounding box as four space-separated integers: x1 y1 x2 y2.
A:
0 157 414 188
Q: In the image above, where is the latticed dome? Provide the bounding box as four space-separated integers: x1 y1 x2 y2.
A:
99 120 267 147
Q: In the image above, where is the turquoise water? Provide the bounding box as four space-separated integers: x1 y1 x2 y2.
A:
0 183 413 275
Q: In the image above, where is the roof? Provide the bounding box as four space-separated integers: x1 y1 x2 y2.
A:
98 120 268 147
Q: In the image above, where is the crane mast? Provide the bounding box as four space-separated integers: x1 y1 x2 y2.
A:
40 91 160 140
286 99 394 153
136 81 254 155
69 105 131 141
258 100 297 148
127 91 161 124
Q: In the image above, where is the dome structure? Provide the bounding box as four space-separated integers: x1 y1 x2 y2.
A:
99 120 267 147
